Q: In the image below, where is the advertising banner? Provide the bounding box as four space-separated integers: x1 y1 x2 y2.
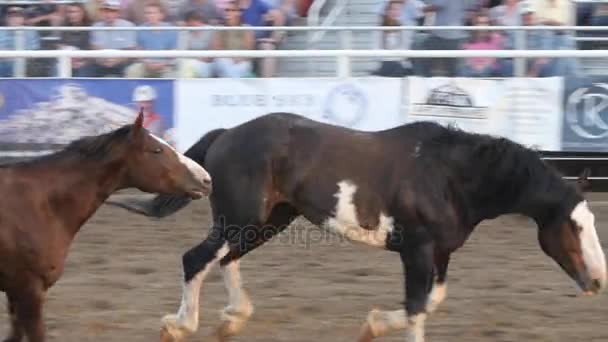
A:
174 78 403 152
0 79 175 154
561 76 608 152
406 77 563 151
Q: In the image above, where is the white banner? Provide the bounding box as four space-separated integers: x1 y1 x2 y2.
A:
406 77 563 151
175 78 403 152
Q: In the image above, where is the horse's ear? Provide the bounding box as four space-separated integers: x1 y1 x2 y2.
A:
576 168 592 193
131 107 144 139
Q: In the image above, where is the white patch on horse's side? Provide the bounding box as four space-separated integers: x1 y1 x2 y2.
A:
167 243 230 333
571 201 607 290
151 133 211 184
426 282 447 313
322 180 394 248
406 313 427 342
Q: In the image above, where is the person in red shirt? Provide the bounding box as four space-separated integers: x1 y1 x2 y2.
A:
132 84 175 146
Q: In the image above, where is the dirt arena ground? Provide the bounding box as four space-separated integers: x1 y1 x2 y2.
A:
1 192 608 342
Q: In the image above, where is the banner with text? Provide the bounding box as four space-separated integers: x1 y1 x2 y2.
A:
406 77 563 151
174 78 403 152
0 79 176 153
561 76 608 152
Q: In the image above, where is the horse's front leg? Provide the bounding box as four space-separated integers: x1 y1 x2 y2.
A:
358 232 435 342
3 292 23 342
426 252 450 314
160 225 229 342
401 237 435 342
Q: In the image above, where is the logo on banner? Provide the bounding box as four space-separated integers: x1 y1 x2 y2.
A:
410 82 487 120
566 83 608 139
322 83 368 127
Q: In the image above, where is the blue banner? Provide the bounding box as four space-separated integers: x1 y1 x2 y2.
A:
561 76 608 152
0 79 175 149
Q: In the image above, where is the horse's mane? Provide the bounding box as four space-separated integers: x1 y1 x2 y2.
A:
409 122 579 217
2 124 134 168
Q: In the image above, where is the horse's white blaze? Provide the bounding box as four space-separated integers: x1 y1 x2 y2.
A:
151 133 211 185
323 180 393 248
171 243 230 332
426 282 447 313
571 201 607 290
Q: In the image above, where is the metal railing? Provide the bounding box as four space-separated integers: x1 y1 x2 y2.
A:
0 25 607 77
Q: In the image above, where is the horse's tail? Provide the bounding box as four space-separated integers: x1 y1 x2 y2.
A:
107 128 227 218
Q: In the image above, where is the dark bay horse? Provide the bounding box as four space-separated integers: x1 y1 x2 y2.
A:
110 112 606 342
0 110 212 342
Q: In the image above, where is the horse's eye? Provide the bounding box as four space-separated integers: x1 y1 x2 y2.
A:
153 147 162 154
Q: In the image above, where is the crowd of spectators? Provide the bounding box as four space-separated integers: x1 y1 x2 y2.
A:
0 0 298 77
0 0 604 78
371 0 600 78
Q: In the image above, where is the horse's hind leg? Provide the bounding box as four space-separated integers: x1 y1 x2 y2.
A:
3 293 23 342
214 203 299 341
160 225 229 342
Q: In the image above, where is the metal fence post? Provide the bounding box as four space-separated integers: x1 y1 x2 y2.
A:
514 29 526 77
337 29 352 77
14 29 25 77
57 55 71 78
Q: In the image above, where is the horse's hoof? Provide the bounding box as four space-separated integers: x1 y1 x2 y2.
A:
160 314 191 342
357 322 375 342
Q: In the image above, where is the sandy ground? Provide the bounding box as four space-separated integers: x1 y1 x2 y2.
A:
1 192 608 342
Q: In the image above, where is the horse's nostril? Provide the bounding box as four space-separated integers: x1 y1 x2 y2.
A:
203 178 212 185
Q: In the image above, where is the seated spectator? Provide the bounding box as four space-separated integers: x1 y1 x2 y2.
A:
22 0 63 77
460 9 509 77
176 0 223 25
0 6 40 77
489 0 521 26
531 0 585 77
90 0 137 77
238 0 289 77
125 2 178 78
122 0 170 25
58 3 95 77
371 0 414 77
176 11 215 78
417 0 468 77
519 2 555 77
212 0 255 77
86 0 105 22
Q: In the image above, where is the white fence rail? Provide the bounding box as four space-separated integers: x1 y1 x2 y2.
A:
2 48 608 78
3 25 608 77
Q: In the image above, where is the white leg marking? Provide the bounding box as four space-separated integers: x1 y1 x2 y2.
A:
162 243 230 338
323 180 394 248
426 282 447 313
218 261 253 336
406 313 426 342
364 309 407 338
151 133 212 185
571 201 607 290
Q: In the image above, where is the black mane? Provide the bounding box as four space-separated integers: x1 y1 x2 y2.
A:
406 122 581 223
2 124 134 168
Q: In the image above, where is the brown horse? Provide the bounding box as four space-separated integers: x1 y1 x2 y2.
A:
0 110 212 342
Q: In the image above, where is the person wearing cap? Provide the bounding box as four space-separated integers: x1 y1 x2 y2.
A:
0 6 40 77
124 2 178 78
132 85 165 139
90 0 137 77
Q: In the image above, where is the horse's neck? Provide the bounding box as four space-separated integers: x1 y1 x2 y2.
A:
49 158 127 237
